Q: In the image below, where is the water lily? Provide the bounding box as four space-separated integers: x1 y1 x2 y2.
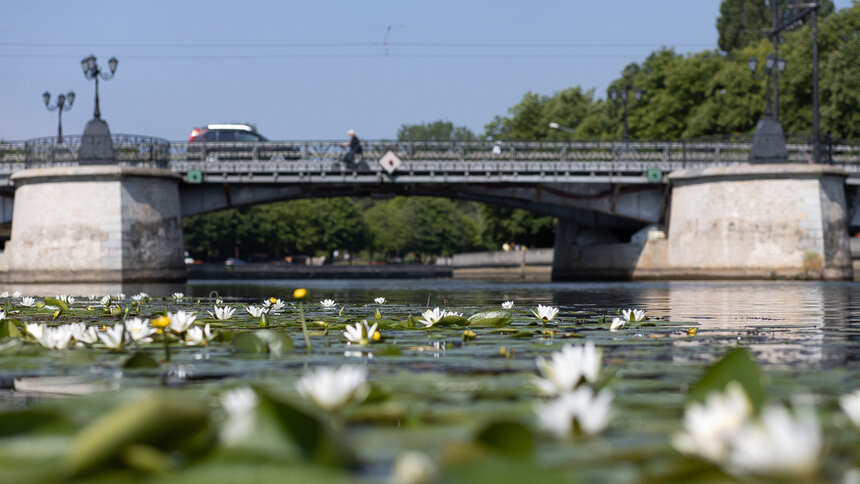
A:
57 294 75 304
0 291 8 298
343 320 380 346
296 365 370 412
320 299 337 309
534 386 613 438
609 317 626 331
167 310 197 333
245 306 269 318
262 297 285 311
12 291 20 298
98 324 126 349
672 382 752 463
840 389 860 429
209 305 236 320
726 400 821 479
502 300 515 309
125 317 157 343
99 295 111 306
533 342 602 396
185 323 215 346
69 323 98 345
26 323 44 340
390 450 437 484
131 292 149 303
172 292 184 301
38 325 74 350
220 387 259 444
374 297 386 305
417 307 462 327
531 304 559 323
622 308 647 322
20 296 35 307
0 310 6 320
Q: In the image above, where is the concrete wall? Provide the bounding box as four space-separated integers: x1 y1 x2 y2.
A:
552 164 853 281
0 166 186 282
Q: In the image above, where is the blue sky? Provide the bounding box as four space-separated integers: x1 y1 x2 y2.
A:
1 0 852 141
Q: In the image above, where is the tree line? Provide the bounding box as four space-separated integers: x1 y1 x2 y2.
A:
184 1 859 262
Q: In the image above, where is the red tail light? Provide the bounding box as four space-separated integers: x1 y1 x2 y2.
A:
189 128 200 141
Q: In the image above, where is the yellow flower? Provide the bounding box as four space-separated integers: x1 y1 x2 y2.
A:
151 315 171 328
372 331 382 342
269 297 277 304
293 288 307 300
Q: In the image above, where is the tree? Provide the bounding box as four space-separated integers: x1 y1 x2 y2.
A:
397 121 476 141
717 0 834 53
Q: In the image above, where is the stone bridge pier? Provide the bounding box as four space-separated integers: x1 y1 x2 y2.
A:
552 164 853 280
0 166 186 283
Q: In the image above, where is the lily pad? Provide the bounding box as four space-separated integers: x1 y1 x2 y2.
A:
468 310 512 327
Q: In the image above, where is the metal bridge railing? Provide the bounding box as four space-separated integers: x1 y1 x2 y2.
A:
2 138 859 166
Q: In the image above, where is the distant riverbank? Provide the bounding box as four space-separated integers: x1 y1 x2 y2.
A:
187 263 452 280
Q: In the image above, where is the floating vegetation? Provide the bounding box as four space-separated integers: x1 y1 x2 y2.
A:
0 287 857 483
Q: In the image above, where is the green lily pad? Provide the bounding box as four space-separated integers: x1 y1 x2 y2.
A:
436 315 471 327
468 310 512 327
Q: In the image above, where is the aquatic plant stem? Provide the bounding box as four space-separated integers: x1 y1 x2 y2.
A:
299 301 312 353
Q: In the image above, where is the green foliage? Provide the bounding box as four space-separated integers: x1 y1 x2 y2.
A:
478 204 555 249
716 0 834 53
397 120 476 141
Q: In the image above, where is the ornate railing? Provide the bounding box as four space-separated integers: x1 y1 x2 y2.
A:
18 135 171 168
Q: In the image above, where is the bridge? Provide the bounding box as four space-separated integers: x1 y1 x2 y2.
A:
0 135 859 282
2 137 860 227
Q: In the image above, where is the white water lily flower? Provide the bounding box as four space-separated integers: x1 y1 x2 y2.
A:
533 342 602 396
320 299 337 309
98 324 126 350
840 389 860 429
296 365 370 412
125 317 157 343
343 320 380 346
672 382 752 463
0 291 8 298
622 308 647 322
26 323 44 340
262 298 285 311
502 300 515 309
531 304 559 323
167 310 197 333
416 307 461 327
172 292 184 301
69 323 98 345
20 296 36 307
391 450 438 484
57 294 75 304
726 400 821 479
131 292 149 302
88 294 100 301
210 305 236 321
38 325 74 350
609 317 626 331
245 306 269 318
99 295 111 306
534 386 613 438
374 297 386 305
220 387 259 444
185 323 215 346
0 311 6 320
12 291 21 298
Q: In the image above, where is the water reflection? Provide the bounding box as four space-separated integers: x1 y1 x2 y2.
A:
0 282 186 298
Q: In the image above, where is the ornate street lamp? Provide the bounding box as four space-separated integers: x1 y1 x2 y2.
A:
80 55 118 119
748 54 787 163
608 87 642 141
42 91 75 144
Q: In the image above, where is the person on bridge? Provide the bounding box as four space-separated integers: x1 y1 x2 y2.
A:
342 129 363 167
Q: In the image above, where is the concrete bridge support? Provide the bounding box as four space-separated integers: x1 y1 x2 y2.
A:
0 166 186 283
552 164 853 280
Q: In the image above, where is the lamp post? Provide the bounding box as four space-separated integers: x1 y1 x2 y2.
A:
42 91 75 144
748 54 787 163
608 87 642 141
80 55 117 119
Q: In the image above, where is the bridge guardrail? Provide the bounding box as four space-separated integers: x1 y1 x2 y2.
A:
14 135 171 169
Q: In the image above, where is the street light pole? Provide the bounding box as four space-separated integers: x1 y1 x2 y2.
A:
42 91 75 144
80 55 118 119
609 87 642 141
